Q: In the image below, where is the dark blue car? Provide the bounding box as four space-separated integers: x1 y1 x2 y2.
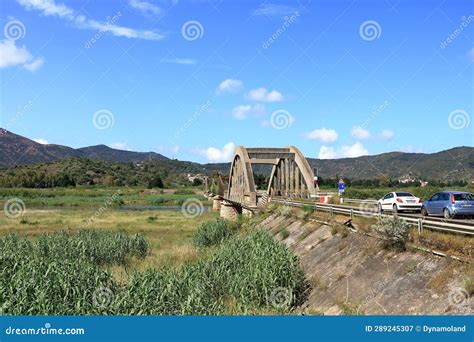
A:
421 191 474 219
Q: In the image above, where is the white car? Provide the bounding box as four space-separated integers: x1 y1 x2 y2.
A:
377 192 422 214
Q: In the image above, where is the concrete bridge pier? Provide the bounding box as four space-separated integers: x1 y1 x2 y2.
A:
220 200 241 220
242 208 254 218
212 195 222 211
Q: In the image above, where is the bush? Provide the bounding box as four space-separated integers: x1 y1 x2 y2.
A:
193 219 232 247
280 228 290 240
1 230 149 267
277 205 293 217
372 217 410 250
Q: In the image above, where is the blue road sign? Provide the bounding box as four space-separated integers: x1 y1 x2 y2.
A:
338 179 345 191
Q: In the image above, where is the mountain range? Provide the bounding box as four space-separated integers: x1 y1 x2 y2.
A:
0 129 168 166
1 128 473 181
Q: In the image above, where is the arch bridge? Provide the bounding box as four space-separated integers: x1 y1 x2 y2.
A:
225 146 317 209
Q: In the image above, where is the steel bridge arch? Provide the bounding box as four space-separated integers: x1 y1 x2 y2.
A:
227 146 317 207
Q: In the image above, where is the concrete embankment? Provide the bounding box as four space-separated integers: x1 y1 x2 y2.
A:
258 212 473 315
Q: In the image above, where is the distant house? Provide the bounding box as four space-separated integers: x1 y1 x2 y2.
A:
399 175 415 184
187 173 207 183
420 180 429 187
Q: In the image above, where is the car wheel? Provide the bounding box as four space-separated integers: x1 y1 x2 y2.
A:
421 207 428 216
443 208 452 219
392 204 398 216
378 204 383 214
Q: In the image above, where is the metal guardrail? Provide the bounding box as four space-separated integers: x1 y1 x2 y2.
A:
272 198 474 236
342 198 377 205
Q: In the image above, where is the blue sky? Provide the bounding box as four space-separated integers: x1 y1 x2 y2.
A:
0 0 473 163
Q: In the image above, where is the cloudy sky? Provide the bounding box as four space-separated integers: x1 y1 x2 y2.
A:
0 0 472 163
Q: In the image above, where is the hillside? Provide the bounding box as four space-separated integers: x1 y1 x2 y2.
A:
0 129 168 166
0 157 204 188
307 147 474 181
0 129 472 182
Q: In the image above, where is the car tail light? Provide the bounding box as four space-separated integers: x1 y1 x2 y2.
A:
396 198 403 203
451 193 455 204
417 198 422 203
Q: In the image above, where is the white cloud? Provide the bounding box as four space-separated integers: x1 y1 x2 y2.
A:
163 58 196 65
340 142 368 158
109 142 130 150
0 40 31 68
0 40 44 72
247 87 283 102
305 128 338 143
216 79 243 94
33 138 48 144
232 104 265 120
80 18 163 40
196 142 235 163
154 145 180 158
318 146 336 159
129 0 162 16
399 146 430 153
252 3 297 16
351 126 371 140
23 57 44 72
380 129 395 140
17 0 164 40
17 0 74 18
317 142 368 159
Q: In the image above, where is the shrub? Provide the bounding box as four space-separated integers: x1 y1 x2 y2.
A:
372 217 410 250
277 205 293 217
280 227 290 240
1 230 149 267
206 230 305 311
193 219 232 248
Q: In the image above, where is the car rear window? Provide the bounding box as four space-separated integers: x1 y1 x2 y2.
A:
454 193 474 201
395 192 413 197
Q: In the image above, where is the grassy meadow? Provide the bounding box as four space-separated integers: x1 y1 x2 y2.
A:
0 186 307 315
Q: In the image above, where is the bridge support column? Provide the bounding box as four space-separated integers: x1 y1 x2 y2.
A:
220 201 241 221
212 195 222 211
242 208 254 218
